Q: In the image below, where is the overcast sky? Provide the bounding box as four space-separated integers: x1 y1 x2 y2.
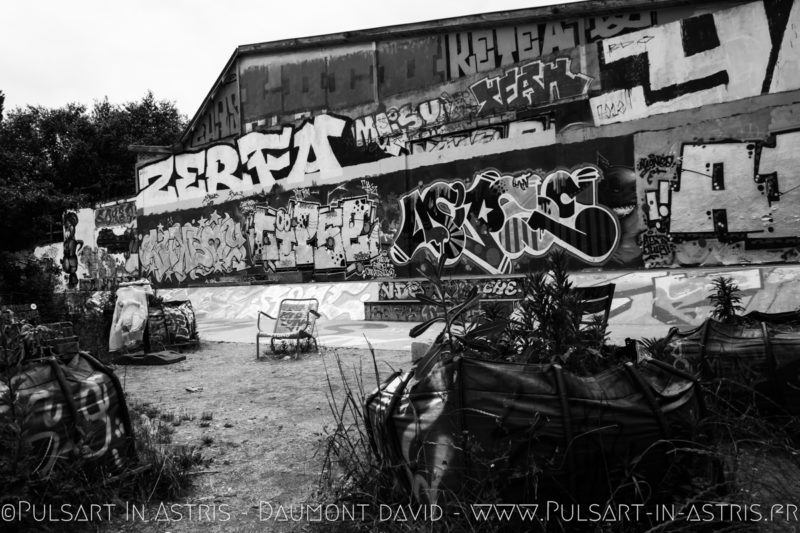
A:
0 0 584 118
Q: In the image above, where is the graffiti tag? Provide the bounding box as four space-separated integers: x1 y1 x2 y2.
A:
469 58 592 117
389 167 620 274
139 210 248 283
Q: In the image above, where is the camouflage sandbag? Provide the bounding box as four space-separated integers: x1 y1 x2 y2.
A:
365 344 702 505
0 351 135 475
662 311 800 412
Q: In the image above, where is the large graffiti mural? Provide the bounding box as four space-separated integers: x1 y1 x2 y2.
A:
389 166 620 274
42 0 800 295
138 114 364 211
132 123 639 286
133 179 388 286
138 209 249 283
590 1 800 125
636 111 800 268
254 196 380 273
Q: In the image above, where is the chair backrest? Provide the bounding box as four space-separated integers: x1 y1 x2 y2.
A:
274 298 319 335
574 283 615 332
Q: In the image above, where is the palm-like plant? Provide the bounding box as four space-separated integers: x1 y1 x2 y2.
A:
708 276 744 323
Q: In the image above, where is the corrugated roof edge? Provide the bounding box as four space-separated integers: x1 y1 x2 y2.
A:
178 0 709 148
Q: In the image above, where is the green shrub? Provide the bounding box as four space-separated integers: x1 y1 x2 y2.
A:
0 252 64 323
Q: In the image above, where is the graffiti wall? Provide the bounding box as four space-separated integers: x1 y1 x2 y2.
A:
159 281 375 323
156 263 800 346
136 178 390 286
133 133 639 287
588 2 798 125
53 203 139 291
635 109 800 268
115 0 799 289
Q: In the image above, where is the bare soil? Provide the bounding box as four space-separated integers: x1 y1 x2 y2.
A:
106 341 410 533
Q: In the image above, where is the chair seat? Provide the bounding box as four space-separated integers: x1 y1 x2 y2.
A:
256 298 320 359
257 330 312 339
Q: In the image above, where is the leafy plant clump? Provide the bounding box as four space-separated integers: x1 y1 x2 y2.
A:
411 249 629 375
0 253 65 323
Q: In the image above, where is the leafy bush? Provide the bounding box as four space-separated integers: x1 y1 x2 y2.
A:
411 249 628 375
0 252 65 323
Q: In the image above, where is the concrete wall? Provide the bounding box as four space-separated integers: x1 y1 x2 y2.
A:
156 263 800 344
47 0 800 337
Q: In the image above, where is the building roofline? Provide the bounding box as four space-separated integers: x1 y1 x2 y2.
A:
179 0 708 146
128 144 179 154
236 0 701 55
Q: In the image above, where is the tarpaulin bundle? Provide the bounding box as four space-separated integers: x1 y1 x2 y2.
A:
147 300 199 350
109 281 153 352
663 311 800 413
0 351 135 476
365 343 702 505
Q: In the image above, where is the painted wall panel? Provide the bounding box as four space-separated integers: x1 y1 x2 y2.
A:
328 50 374 109
377 37 444 97
81 1 800 295
238 44 375 129
635 107 800 268
55 203 139 291
590 1 798 125
133 132 640 287
191 80 239 147
159 265 800 347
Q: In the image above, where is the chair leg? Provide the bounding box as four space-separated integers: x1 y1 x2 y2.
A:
256 337 260 360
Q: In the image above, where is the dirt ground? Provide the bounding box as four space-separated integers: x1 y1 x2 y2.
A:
106 341 411 533
82 339 800 533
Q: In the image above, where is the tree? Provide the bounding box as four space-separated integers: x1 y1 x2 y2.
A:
92 91 185 199
0 91 186 251
0 104 86 251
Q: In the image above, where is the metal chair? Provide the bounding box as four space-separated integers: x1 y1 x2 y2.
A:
256 298 321 359
574 283 616 339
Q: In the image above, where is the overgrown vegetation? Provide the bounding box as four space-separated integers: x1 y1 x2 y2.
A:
316 263 800 532
411 248 628 375
315 348 398 532
633 275 800 529
0 91 186 252
0 253 64 322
